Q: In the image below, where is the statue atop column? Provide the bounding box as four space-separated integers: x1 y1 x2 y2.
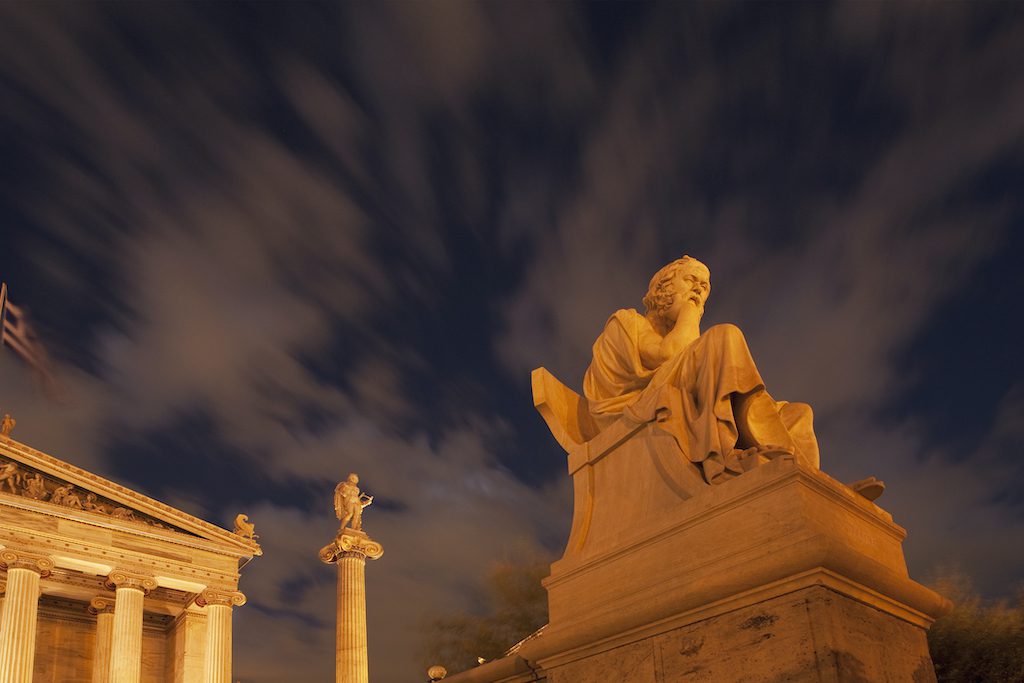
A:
319 472 383 683
334 473 374 532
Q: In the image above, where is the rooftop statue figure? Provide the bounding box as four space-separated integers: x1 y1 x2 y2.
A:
583 255 820 485
335 473 373 532
0 413 15 438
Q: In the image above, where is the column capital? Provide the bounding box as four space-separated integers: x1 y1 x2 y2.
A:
88 596 116 615
319 529 383 564
104 569 158 595
196 588 246 608
0 548 54 577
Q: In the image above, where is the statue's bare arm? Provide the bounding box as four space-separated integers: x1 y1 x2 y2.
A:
638 316 700 370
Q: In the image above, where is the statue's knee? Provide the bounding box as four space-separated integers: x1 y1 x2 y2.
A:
706 323 745 343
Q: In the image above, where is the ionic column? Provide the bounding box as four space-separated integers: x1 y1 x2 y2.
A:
0 549 53 683
319 530 383 683
89 597 115 683
196 588 246 683
105 570 157 683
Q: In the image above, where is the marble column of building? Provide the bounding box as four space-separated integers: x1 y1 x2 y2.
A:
105 570 157 683
197 588 246 683
89 597 115 683
319 530 383 683
0 549 53 683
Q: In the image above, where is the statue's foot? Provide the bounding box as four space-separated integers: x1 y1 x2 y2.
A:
849 476 885 502
736 391 799 455
734 445 794 472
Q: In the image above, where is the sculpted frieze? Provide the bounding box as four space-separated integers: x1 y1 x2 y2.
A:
0 455 191 534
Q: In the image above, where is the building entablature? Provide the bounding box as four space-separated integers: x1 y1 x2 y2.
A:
0 436 260 559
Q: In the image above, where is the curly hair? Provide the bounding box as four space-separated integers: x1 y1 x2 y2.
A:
642 255 709 330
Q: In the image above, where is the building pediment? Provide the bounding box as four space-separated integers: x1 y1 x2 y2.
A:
0 435 260 558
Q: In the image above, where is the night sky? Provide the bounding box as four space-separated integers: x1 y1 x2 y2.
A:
2 3 1023 681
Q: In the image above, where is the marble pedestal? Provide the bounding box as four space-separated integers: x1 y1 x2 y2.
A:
445 457 950 683
544 585 936 682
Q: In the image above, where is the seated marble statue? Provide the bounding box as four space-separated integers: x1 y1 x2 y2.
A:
583 255 820 485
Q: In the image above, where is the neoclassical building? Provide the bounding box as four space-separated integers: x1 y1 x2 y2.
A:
0 427 261 683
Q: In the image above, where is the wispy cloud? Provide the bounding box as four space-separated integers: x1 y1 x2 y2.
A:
1 3 1022 682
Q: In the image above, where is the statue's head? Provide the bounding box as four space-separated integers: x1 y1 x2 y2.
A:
347 473 359 485
643 255 711 330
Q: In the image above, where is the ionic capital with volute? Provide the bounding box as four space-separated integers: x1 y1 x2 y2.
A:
319 529 384 564
196 588 246 608
104 570 158 595
0 548 54 577
88 596 115 615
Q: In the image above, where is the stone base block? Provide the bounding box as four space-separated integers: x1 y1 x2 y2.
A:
546 586 936 683
442 459 948 683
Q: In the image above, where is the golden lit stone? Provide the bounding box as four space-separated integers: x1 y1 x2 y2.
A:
0 433 260 683
321 474 383 683
443 256 949 682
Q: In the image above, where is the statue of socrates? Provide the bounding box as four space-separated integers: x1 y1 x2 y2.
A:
584 255 820 484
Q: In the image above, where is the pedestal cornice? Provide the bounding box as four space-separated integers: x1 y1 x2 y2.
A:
319 529 383 564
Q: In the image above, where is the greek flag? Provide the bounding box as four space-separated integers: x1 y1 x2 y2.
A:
1 283 61 398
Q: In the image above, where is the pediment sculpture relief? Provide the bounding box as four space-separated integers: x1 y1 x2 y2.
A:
0 455 191 532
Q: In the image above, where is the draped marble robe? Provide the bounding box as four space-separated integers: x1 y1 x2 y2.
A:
583 309 818 484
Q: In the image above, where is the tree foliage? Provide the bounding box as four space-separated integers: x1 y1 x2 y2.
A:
421 555 549 675
927 568 1024 683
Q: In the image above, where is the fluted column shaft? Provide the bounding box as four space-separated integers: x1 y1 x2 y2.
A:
199 589 245 683
106 571 156 683
90 598 115 683
205 605 231 683
0 550 52 683
320 529 382 683
108 586 143 683
337 553 368 683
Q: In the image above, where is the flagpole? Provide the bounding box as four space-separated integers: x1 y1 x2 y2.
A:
0 282 7 331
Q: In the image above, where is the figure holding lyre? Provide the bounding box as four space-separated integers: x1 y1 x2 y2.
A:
334 473 373 532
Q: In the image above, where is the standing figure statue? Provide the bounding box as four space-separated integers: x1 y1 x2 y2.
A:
0 413 15 438
334 473 373 532
584 255 820 485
